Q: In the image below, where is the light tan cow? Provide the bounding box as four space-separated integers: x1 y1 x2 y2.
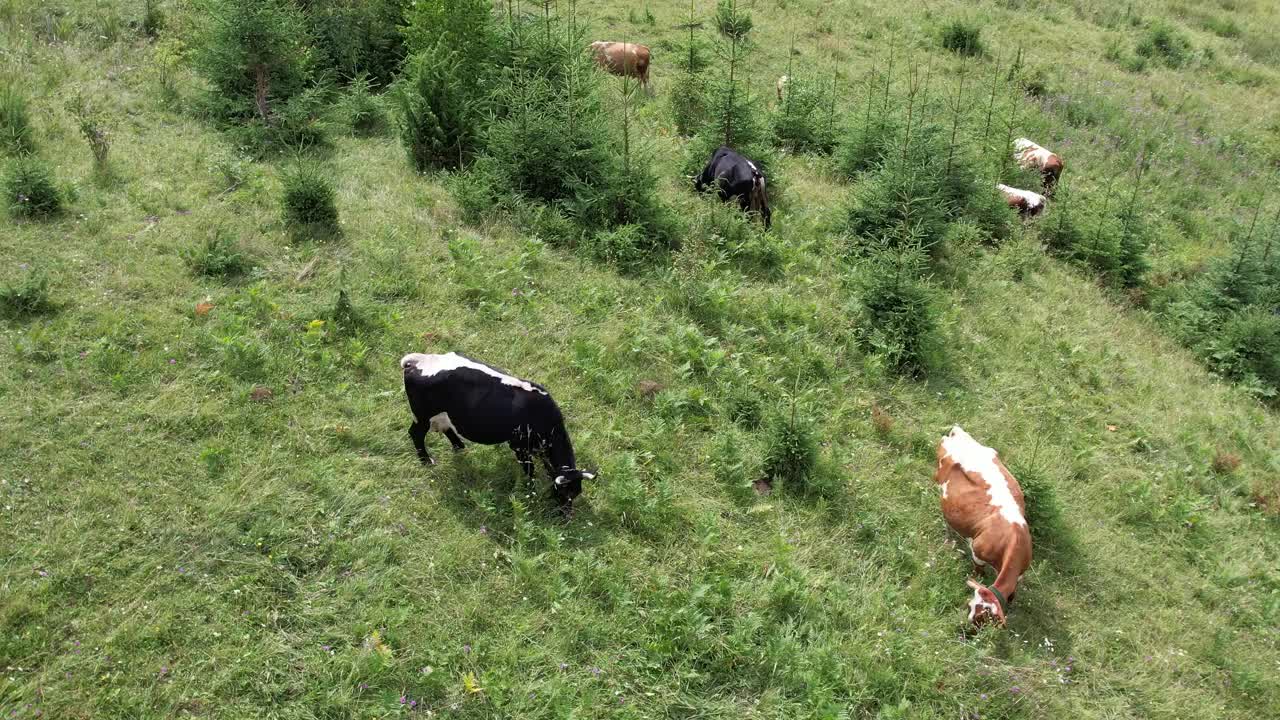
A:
935 426 1033 627
589 41 653 96
776 74 789 102
1013 138 1064 194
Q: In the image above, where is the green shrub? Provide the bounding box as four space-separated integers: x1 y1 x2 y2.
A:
836 112 901 177
1038 190 1149 288
771 74 838 154
583 224 651 272
142 0 165 38
305 0 408 86
334 75 388 136
448 158 506 225
0 266 54 316
281 164 339 230
4 158 63 217
762 413 819 493
395 45 482 171
714 0 753 41
669 71 708 137
698 199 784 278
0 83 36 156
940 20 983 57
183 229 251 278
856 246 941 376
66 93 111 173
193 0 314 123
1136 21 1194 68
267 84 331 149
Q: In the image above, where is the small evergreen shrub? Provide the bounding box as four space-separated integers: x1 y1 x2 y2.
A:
305 0 408 86
856 246 941 376
836 112 901 177
194 0 314 126
142 0 165 38
762 413 819 493
183 229 251 278
0 266 54 316
583 224 650 273
940 20 984 57
335 75 388 136
4 158 63 217
281 164 339 230
395 45 479 170
714 0 753 41
669 71 707 137
1136 22 1194 68
448 158 505 225
771 74 837 154
0 83 36 156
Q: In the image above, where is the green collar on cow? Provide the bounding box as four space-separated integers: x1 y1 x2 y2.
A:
987 585 1008 615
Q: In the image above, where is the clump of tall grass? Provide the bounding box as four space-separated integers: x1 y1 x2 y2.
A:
0 265 54 317
335 75 388 136
0 83 36 156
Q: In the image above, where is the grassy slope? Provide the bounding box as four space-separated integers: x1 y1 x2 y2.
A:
2 1 1279 718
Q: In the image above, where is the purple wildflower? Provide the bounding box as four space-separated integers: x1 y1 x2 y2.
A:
358 683 369 690
1010 686 1022 695
321 645 331 652
400 695 407 705
463 644 471 654
591 667 602 677
980 693 988 700
479 526 487 535
169 359 176 365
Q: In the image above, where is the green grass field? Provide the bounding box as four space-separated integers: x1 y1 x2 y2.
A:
2 1 1279 718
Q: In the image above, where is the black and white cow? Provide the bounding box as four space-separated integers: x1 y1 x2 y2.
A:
695 146 772 229
401 352 595 509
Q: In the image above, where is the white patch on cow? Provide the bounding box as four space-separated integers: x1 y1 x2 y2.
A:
997 183 1045 211
429 412 456 434
941 480 949 499
401 352 548 395
941 426 1027 527
1013 138 1055 169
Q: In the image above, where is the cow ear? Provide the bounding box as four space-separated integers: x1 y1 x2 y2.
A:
553 475 569 486
965 579 984 591
580 471 596 480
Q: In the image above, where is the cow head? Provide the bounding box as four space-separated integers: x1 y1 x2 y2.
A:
749 170 772 230
965 579 1007 627
552 467 596 509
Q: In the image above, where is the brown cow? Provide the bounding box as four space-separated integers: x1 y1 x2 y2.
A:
935 426 1033 627
1013 138 1064 195
590 41 653 96
997 183 1047 217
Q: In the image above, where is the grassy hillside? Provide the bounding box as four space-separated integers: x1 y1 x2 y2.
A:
2 1 1278 719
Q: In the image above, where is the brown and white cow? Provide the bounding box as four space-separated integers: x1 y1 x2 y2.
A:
997 183 1047 217
589 41 653 96
935 426 1033 627
1013 138 1064 194
776 74 789 102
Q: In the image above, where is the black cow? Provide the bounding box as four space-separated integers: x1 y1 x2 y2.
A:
402 352 595 509
695 146 772 229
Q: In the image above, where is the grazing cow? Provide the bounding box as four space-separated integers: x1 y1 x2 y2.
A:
935 426 1033 627
776 74 789 102
997 183 1047 217
1013 138 1064 194
695 146 773 229
402 352 595 510
589 41 653 96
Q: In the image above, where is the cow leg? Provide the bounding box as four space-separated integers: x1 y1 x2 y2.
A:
509 441 535 481
443 428 466 452
409 421 434 465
